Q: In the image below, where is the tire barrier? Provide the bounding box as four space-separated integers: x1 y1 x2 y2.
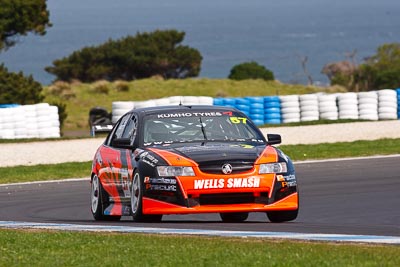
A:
378 89 398 120
280 95 300 123
264 96 281 124
358 91 378 121
299 94 319 122
318 94 338 120
0 103 60 139
109 89 400 126
338 92 359 119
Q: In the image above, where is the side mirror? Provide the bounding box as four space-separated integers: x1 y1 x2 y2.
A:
112 137 132 149
267 134 281 145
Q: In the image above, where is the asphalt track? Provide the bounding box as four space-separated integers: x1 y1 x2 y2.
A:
0 156 399 238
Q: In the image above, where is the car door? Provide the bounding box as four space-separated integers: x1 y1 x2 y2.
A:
99 113 132 202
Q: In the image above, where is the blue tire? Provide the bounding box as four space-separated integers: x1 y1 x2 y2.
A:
246 97 264 104
264 96 280 103
264 113 281 120
223 98 236 106
265 107 281 114
264 102 281 108
250 114 264 120
236 104 250 112
250 103 264 109
213 98 224 106
252 119 265 126
235 98 250 105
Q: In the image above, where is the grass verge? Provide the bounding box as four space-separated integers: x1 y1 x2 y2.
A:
1 138 399 184
1 230 399 267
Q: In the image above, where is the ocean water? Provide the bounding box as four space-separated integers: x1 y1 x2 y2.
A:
0 0 400 85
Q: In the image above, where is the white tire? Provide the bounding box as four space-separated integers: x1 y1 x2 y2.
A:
299 94 318 101
0 129 15 139
135 100 156 108
319 105 338 113
320 114 339 120
198 96 214 105
281 113 301 120
378 101 398 109
358 91 378 99
112 101 134 110
280 101 300 109
282 118 301 123
378 89 396 97
168 96 183 105
301 116 319 122
358 98 378 105
1 122 14 130
281 107 301 114
301 111 319 117
183 96 200 105
112 108 130 117
300 99 318 106
154 98 171 106
37 121 53 129
338 93 357 101
318 94 337 102
358 103 377 110
378 107 397 113
378 112 398 120
378 95 397 103
338 99 358 106
359 109 378 116
300 105 319 112
359 114 379 121
280 95 299 102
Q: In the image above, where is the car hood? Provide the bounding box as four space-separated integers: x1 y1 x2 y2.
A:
157 142 267 174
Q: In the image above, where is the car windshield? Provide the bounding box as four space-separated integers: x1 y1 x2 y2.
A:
142 111 264 145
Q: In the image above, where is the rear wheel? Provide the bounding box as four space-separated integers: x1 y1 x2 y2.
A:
220 212 249 223
90 175 121 221
266 209 298 223
131 171 162 222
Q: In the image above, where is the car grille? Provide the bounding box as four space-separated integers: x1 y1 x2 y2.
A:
198 161 254 174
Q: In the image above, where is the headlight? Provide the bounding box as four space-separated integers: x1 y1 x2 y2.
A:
259 162 287 174
157 166 195 177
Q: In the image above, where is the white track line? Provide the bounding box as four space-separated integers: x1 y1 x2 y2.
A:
0 221 399 244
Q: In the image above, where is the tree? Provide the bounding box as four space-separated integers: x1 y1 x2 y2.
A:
0 64 44 104
228 61 274 81
0 0 51 51
322 44 400 91
45 30 203 82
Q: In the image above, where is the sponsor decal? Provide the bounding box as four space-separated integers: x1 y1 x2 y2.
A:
229 117 247 124
193 177 260 190
121 168 130 197
140 152 159 167
277 174 297 187
157 112 223 119
144 177 177 191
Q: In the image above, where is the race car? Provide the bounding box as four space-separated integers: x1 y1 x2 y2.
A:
90 105 298 223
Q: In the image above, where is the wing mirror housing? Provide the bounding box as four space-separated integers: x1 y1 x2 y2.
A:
112 138 132 149
267 134 282 145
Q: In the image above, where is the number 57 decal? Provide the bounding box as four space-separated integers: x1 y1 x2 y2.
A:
230 117 247 124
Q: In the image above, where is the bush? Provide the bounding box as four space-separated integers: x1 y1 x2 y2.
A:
45 29 202 82
228 61 274 81
0 64 44 104
113 80 130 92
47 81 76 99
91 80 111 94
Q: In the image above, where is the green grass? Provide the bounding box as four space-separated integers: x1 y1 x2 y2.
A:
1 230 399 267
1 138 399 185
0 161 92 184
44 78 344 132
280 138 400 161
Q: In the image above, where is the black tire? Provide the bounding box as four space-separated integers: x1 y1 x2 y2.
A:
220 212 249 223
131 170 162 222
90 174 121 221
266 209 298 223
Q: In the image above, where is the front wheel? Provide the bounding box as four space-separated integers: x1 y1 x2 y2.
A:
266 209 298 223
90 174 121 221
131 170 162 222
220 212 249 223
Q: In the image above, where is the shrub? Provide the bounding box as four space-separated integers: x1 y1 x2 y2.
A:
228 61 274 81
0 64 44 104
91 80 110 94
113 80 130 92
47 81 76 99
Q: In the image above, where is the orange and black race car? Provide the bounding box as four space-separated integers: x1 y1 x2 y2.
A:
90 105 298 223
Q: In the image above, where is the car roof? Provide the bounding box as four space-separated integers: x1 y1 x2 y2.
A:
130 105 241 116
